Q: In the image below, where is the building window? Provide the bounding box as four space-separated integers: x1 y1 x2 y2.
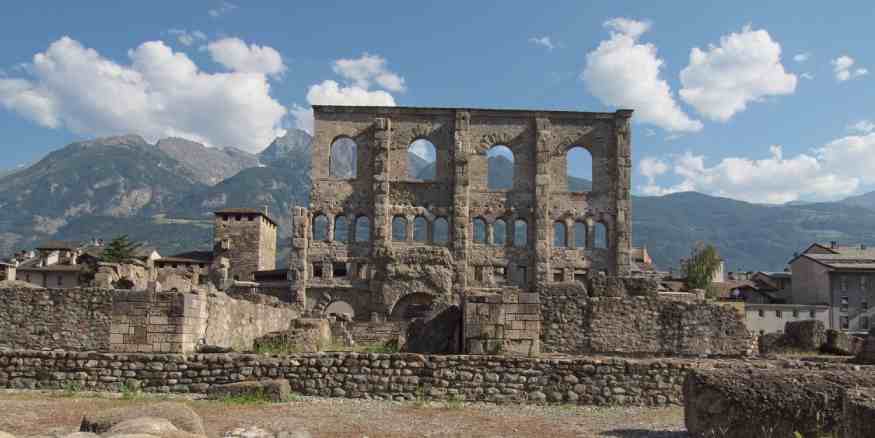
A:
863 300 869 312
574 270 587 283
312 263 324 279
355 216 371 242
334 216 349 242
792 309 799 318
573 221 587 249
329 137 357 179
358 264 368 280
517 265 528 285
553 222 567 248
758 309 765 318
472 218 487 244
594 223 608 249
862 316 871 330
841 296 849 313
553 269 564 283
493 219 507 246
776 310 783 318
313 214 329 241
495 266 507 279
487 145 514 190
861 277 868 290
57 275 62 286
392 216 408 241
407 139 437 181
513 219 528 248
474 266 483 282
413 216 428 242
333 262 348 278
809 310 816 318
841 277 848 292
433 217 449 243
840 316 850 330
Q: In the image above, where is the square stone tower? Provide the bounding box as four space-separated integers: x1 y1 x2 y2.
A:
213 207 278 281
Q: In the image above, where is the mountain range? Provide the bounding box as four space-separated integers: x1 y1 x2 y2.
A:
3 132 875 272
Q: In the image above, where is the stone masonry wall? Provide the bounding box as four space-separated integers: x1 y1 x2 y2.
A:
110 290 205 354
540 285 752 356
464 292 541 356
0 350 868 407
202 291 299 351
0 288 114 351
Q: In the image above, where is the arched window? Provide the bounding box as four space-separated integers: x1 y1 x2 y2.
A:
567 146 593 192
554 222 567 248
329 137 357 179
595 223 608 248
392 216 408 241
487 145 514 190
325 301 355 320
514 219 528 248
407 139 437 180
334 216 349 242
313 214 328 241
473 218 487 243
574 221 587 249
433 217 449 243
493 219 507 246
354 216 370 242
413 216 428 242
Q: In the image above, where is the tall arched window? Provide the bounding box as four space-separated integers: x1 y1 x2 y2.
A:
487 145 514 190
595 223 608 248
407 139 437 180
413 216 428 242
313 214 329 241
473 218 487 243
493 219 507 246
514 219 528 248
574 221 587 249
392 216 408 241
554 222 567 248
333 216 349 242
433 217 449 243
354 216 370 242
329 137 357 179
567 146 593 192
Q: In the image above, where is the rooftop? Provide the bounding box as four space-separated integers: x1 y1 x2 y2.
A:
157 251 213 264
214 208 277 226
35 240 79 251
797 242 875 270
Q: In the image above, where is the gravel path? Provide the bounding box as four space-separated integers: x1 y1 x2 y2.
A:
0 390 688 437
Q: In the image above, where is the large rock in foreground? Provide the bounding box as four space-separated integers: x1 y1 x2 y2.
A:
80 402 205 435
683 368 875 437
843 388 875 438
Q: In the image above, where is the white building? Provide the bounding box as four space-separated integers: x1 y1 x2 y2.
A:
745 303 830 335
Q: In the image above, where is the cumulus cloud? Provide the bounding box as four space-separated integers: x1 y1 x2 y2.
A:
801 72 814 80
529 36 556 51
332 53 405 92
208 1 237 17
849 120 875 134
794 52 810 62
293 53 404 132
832 55 868 82
679 26 797 122
0 36 287 153
582 18 702 133
206 37 286 77
167 29 206 46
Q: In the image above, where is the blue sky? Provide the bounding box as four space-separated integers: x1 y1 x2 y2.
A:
0 1 873 204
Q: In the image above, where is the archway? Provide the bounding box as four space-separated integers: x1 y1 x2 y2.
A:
407 139 437 180
566 146 593 192
390 293 436 320
487 145 514 190
329 137 357 179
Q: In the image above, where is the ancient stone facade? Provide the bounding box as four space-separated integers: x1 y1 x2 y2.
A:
288 105 633 352
214 208 278 282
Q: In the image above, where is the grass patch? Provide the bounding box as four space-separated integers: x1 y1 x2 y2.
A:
215 389 304 405
444 394 464 410
59 382 83 398
119 382 145 401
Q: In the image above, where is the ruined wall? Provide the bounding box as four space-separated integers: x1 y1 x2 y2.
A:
0 288 114 351
202 291 298 351
1 350 868 407
464 292 541 356
110 290 205 353
539 285 753 356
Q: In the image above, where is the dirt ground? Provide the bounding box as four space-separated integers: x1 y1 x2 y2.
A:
0 390 688 438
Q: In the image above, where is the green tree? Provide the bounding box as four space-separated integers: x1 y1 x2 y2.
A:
100 235 142 263
683 241 722 291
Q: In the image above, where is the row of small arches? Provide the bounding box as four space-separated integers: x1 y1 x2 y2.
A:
329 137 593 191
311 214 451 244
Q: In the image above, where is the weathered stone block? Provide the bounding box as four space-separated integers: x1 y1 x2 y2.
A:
784 320 826 351
206 379 291 402
843 388 875 438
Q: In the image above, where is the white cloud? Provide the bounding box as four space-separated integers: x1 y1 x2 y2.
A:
332 53 405 92
679 26 797 122
294 54 404 132
582 18 702 133
529 36 556 51
816 133 875 185
832 55 868 82
801 72 814 80
849 120 875 134
206 37 286 77
0 36 286 153
793 52 810 62
639 157 668 183
167 29 206 47
208 1 237 17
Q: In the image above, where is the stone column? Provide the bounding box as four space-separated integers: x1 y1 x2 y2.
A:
612 110 633 276
534 116 553 287
452 111 471 297
289 206 310 309
371 116 393 314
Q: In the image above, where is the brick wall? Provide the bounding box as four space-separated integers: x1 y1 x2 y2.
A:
464 292 541 355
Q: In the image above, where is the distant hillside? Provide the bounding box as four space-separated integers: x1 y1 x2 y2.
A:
841 190 875 211
156 137 260 185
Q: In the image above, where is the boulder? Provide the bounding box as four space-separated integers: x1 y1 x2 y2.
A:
107 417 178 436
823 329 854 355
843 388 875 438
683 368 875 437
80 402 205 435
784 319 826 351
403 305 461 354
758 332 786 355
206 379 290 402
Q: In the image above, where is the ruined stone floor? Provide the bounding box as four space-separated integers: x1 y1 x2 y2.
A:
0 390 686 437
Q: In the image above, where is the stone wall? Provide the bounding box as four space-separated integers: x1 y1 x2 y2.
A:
110 290 205 353
464 292 541 355
0 288 114 351
202 291 299 351
540 285 752 356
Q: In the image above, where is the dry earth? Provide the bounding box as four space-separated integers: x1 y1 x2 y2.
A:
0 390 687 438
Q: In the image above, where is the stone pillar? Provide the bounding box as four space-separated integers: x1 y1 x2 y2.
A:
372 117 392 244
405 215 414 242
612 110 633 276
290 206 310 308
534 116 553 286
452 111 471 296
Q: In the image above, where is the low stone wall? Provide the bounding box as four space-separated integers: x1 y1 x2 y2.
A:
1 350 868 408
464 293 541 356
540 284 752 357
110 290 205 353
202 292 299 351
